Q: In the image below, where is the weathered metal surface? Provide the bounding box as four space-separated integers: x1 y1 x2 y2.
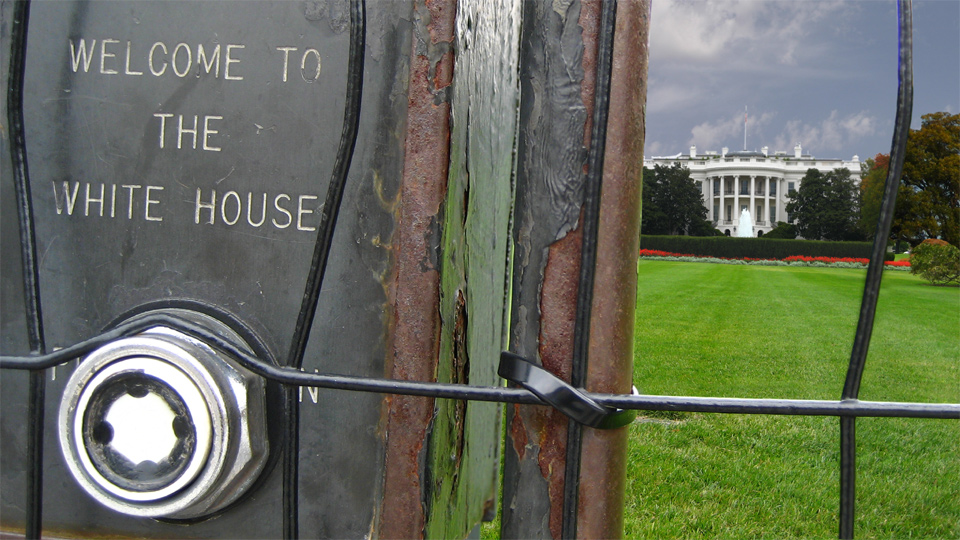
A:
503 0 649 537
378 0 455 536
423 0 522 537
576 1 650 538
1 1 411 537
503 0 589 536
2 0 518 537
0 4 33 531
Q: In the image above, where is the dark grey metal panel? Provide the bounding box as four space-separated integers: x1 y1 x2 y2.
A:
2 1 413 537
1 0 34 531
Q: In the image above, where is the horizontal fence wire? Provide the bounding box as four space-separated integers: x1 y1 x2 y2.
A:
3 1 955 540
2 314 957 420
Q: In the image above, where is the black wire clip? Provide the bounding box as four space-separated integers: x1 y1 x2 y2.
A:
498 352 638 429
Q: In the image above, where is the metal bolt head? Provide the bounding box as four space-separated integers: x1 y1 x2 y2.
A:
58 311 268 519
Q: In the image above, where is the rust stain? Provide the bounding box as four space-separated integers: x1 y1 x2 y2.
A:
451 290 468 472
378 0 458 538
579 0 600 151
535 222 584 539
576 1 651 538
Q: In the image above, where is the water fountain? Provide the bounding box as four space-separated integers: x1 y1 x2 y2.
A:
737 208 754 237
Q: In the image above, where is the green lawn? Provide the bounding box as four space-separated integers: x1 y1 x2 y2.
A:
626 261 959 539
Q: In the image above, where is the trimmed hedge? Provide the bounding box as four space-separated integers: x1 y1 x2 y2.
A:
640 235 878 260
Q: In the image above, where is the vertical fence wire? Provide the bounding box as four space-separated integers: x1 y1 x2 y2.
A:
6 1 48 539
281 0 365 537
0 1 926 539
562 1 618 538
838 1 913 537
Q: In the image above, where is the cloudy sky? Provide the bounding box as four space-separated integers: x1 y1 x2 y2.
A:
643 0 959 162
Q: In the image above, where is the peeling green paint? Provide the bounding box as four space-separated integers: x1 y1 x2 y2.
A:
424 1 522 538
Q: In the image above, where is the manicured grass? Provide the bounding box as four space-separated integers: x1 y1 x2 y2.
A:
626 261 959 538
481 262 956 539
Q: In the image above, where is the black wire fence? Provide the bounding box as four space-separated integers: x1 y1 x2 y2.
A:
3 0 957 539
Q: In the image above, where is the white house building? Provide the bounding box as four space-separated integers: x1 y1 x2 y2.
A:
643 144 862 236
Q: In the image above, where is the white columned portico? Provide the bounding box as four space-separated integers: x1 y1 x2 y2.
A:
765 177 771 224
776 178 783 225
734 175 740 227
749 175 756 229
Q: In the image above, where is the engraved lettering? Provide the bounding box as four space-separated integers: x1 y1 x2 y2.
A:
196 44 221 77
52 182 163 222
298 369 320 403
221 191 242 225
69 39 96 72
124 41 143 75
144 186 163 221
178 115 199 149
300 48 321 82
276 46 297 82
246 192 267 227
297 195 317 231
53 181 81 215
224 44 244 80
172 42 192 77
149 42 168 76
99 38 120 74
203 116 222 152
195 189 217 224
272 194 292 228
85 183 105 216
153 113 173 148
122 185 142 219
71 39 244 81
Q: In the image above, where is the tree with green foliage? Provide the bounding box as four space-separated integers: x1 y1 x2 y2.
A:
786 168 862 241
642 164 710 236
859 153 888 239
764 221 798 239
896 112 960 247
910 238 960 285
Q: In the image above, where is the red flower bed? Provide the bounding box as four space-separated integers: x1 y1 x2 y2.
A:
638 249 911 267
639 249 695 258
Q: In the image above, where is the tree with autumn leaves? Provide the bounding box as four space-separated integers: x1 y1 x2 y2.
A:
860 112 959 247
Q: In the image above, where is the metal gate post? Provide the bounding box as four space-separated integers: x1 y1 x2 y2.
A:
575 2 650 537
0 1 518 537
502 1 650 538
379 0 522 538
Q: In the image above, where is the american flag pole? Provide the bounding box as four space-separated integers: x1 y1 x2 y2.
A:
744 106 748 150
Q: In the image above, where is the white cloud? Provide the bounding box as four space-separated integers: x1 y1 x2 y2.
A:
772 110 878 156
644 140 665 157
650 0 851 67
646 80 705 115
688 110 776 150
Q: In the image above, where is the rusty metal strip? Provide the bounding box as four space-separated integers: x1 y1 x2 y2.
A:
379 1 457 538
576 1 650 538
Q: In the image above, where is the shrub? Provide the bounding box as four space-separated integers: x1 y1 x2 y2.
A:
640 235 874 260
909 239 960 285
764 221 797 239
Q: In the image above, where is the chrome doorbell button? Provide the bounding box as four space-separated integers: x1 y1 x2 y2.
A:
58 311 268 519
73 356 212 502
